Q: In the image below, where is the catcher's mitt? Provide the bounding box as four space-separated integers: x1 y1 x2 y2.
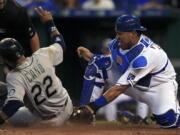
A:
70 105 96 125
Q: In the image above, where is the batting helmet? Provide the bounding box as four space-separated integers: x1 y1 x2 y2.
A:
0 38 24 62
115 14 147 32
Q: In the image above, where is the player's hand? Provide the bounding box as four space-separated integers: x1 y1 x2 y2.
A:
77 46 94 62
71 105 96 125
77 46 88 57
35 6 53 23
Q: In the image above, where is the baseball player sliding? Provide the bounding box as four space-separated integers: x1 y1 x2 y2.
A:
73 14 180 128
0 7 73 126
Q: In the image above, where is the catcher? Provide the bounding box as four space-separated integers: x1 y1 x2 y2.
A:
77 40 149 123
73 14 180 128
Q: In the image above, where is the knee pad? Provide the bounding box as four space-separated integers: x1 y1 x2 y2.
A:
153 109 179 128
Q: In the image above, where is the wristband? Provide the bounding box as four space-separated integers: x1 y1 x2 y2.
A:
89 96 109 112
45 20 57 33
94 96 108 107
51 34 66 51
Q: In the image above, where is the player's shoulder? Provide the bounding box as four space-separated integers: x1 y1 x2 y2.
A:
132 47 165 69
132 35 167 69
143 41 165 59
33 43 63 60
36 43 62 53
132 56 148 69
30 48 46 62
132 44 157 69
141 35 161 52
6 71 21 83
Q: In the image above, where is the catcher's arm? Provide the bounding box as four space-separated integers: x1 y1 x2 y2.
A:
77 46 94 62
72 85 130 123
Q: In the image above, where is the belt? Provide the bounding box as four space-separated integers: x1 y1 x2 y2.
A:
42 98 68 120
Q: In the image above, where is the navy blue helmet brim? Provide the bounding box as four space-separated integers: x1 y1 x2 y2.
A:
115 26 147 32
136 26 147 31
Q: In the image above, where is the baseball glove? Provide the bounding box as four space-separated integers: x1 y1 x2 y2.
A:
70 105 96 125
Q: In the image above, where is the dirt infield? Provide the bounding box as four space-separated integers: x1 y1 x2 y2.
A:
0 123 180 135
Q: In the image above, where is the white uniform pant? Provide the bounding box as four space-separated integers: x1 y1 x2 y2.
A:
102 94 148 121
41 96 73 126
9 96 73 126
124 80 179 115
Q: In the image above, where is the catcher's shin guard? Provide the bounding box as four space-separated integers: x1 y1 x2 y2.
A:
153 109 180 128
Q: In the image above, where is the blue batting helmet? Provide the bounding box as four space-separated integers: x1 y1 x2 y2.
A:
115 14 147 32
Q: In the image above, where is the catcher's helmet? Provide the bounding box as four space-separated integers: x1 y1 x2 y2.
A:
0 38 24 62
115 14 147 32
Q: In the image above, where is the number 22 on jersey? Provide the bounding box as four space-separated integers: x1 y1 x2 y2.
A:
31 76 57 105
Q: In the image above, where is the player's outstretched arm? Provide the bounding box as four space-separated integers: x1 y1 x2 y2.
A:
72 85 130 124
35 7 66 51
77 46 94 62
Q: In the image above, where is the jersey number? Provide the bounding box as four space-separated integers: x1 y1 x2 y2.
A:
31 76 57 105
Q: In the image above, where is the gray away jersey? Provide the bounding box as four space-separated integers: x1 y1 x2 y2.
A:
5 43 69 118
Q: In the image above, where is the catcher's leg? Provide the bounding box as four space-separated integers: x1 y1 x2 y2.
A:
150 81 179 128
136 101 149 119
125 81 179 128
104 94 132 121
